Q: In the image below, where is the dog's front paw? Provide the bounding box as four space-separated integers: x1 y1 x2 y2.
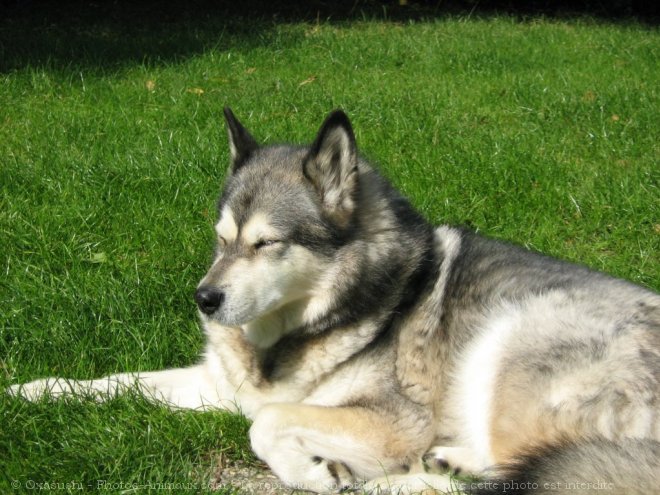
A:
311 456 355 492
276 455 355 493
422 446 485 476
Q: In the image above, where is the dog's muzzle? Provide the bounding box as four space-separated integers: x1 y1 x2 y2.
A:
195 286 224 315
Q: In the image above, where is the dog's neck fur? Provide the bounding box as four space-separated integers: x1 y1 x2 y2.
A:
307 163 437 330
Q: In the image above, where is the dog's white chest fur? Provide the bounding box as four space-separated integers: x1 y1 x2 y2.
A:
449 308 520 466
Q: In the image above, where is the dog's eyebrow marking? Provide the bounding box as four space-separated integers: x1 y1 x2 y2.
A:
242 212 279 246
215 206 238 243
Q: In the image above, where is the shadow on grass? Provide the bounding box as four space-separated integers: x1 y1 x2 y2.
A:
0 0 656 73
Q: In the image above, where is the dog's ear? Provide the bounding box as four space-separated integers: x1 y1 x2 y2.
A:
303 110 359 227
224 107 258 174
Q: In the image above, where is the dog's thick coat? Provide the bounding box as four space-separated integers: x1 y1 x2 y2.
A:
10 110 660 494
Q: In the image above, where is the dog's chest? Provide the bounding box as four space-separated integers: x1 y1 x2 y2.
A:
301 347 398 407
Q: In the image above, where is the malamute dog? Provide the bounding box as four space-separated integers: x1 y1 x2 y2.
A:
10 109 660 494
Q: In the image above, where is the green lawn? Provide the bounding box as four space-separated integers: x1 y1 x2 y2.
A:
1 6 658 494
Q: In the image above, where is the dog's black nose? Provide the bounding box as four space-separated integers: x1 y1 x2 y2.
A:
195 287 224 315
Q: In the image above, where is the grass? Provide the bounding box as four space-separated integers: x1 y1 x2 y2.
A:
1 4 659 493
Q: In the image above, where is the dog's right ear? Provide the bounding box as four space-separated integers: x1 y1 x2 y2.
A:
223 107 258 174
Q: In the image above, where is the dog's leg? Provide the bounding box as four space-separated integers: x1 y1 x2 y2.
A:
7 372 140 402
7 364 229 410
250 402 431 494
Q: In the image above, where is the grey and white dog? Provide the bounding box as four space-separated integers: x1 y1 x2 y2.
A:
10 109 660 494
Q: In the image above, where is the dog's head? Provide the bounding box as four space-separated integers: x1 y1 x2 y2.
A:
195 108 360 337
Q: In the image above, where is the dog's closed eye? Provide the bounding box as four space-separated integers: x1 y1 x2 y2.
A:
254 239 280 250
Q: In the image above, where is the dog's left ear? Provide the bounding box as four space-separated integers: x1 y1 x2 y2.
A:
303 110 359 227
224 107 258 174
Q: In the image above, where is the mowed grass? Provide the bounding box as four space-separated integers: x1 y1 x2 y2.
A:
1 8 658 493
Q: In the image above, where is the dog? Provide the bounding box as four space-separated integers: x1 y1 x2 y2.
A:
9 109 660 494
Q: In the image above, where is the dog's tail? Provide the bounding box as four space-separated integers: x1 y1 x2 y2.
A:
472 437 660 495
